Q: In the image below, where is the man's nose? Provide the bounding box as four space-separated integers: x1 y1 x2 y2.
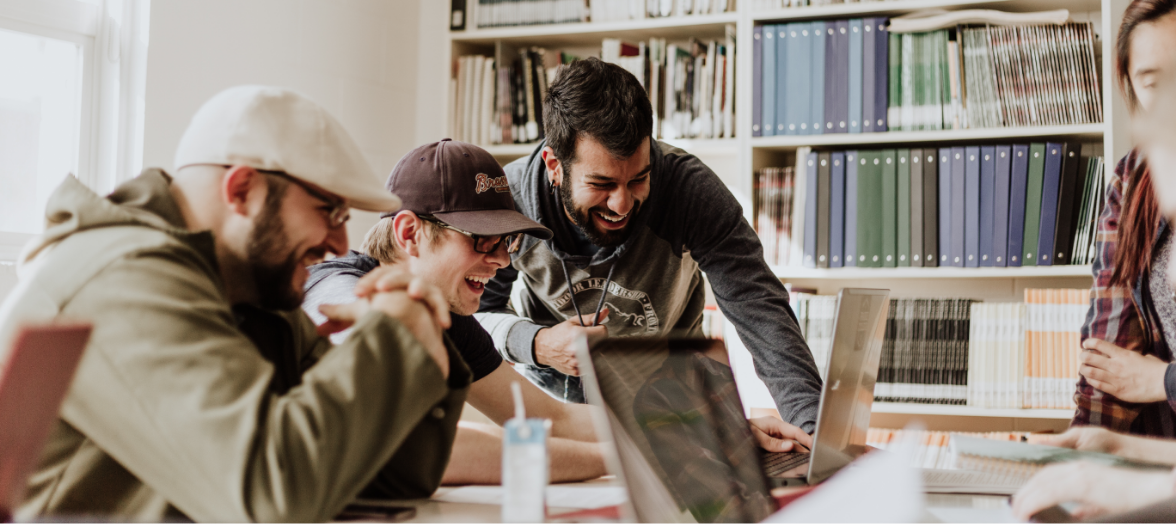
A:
608 187 634 215
325 225 349 256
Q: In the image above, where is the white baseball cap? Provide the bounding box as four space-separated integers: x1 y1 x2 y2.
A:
174 85 400 212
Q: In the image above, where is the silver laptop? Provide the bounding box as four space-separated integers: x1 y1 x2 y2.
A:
577 288 889 522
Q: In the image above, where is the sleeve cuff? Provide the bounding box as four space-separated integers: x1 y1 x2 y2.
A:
506 320 546 367
1165 363 1176 404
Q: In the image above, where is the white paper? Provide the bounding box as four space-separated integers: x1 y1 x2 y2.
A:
767 435 924 522
434 485 627 510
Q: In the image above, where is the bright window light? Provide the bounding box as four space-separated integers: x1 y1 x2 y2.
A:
0 28 84 235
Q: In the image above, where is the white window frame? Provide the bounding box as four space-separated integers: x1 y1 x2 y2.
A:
0 0 150 261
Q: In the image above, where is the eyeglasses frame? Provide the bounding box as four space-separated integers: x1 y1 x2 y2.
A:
418 215 522 254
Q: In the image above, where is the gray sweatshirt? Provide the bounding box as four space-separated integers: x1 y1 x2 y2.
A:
475 140 821 431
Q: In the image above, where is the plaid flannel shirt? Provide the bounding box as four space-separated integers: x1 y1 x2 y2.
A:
1073 149 1176 436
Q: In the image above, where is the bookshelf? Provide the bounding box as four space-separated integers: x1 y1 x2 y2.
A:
446 0 1129 431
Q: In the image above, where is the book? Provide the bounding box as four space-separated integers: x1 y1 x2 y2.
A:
813 21 828 135
790 147 811 266
833 20 850 133
910 149 924 267
1021 143 1047 267
951 436 1170 480
804 151 819 267
875 18 890 132
831 152 846 268
950 147 966 267
979 146 996 266
862 17 877 133
898 149 911 267
938 148 952 266
848 19 863 134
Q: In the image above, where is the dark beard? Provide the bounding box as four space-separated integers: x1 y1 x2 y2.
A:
246 181 303 311
560 164 641 248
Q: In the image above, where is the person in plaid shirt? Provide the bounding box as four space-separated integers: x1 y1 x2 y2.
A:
1073 0 1176 437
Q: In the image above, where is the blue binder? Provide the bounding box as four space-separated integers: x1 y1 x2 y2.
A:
804 151 819 267
951 147 966 267
862 18 876 133
938 148 952 266
811 21 827 136
992 145 1012 267
965 146 981 267
1036 143 1065 266
845 150 859 266
1007 144 1030 267
753 25 764 137
848 19 863 134
831 151 846 267
777 25 790 135
791 24 812 135
762 25 776 137
834 20 851 134
979 146 997 267
874 18 890 132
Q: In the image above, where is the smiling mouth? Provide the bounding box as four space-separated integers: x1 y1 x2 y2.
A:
594 211 629 229
464 275 490 293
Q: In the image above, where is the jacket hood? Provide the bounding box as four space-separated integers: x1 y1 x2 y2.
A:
22 169 208 264
514 140 665 268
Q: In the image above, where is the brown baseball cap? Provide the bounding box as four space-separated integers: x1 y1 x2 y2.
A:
384 139 552 240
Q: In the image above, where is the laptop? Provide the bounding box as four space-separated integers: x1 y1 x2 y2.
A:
0 323 92 520
577 288 889 522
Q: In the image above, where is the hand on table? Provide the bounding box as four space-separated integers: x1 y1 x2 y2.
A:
1080 338 1169 403
533 309 609 376
749 416 813 453
1029 426 1121 455
1011 461 1173 521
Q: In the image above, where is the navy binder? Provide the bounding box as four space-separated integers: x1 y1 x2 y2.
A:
862 18 876 133
965 146 981 267
910 149 924 267
804 150 819 267
1036 142 1065 266
817 152 832 267
831 152 846 267
938 148 952 266
811 22 827 136
874 18 889 132
952 147 966 267
993 145 1012 267
979 146 997 267
1007 144 1030 267
849 19 863 134
924 150 939 267
753 25 764 137
845 150 859 267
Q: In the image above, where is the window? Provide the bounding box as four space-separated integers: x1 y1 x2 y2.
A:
0 0 150 260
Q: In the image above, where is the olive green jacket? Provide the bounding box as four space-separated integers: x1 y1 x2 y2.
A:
0 170 470 522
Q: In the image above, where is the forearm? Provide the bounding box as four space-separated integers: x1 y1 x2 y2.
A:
1111 433 1176 466
441 423 607 485
549 403 600 442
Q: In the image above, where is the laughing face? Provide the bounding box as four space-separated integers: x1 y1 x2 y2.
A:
409 220 512 316
551 136 651 248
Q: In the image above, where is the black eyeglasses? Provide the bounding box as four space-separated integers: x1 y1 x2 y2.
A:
256 169 351 228
420 216 522 254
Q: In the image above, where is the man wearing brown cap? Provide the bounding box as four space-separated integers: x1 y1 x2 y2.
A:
0 86 467 522
476 58 822 444
304 139 610 484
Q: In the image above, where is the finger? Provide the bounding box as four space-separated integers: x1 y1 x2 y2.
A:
1080 365 1108 384
752 427 796 452
355 270 412 297
1086 338 1128 357
423 284 452 329
315 319 354 337
1080 351 1112 370
1086 376 1114 394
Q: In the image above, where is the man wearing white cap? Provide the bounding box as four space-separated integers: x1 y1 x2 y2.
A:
0 86 468 522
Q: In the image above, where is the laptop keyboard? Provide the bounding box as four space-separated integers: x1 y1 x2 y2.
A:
762 451 810 477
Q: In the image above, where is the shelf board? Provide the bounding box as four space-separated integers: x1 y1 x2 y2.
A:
451 12 738 46
752 124 1106 149
772 265 1092 279
753 0 1100 22
661 138 740 155
483 143 539 158
872 402 1074 419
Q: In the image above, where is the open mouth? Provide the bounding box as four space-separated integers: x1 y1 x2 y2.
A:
593 210 629 230
464 275 490 293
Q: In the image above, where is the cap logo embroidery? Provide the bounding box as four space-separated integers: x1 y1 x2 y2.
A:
475 173 510 194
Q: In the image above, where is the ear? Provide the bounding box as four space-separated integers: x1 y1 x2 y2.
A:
221 165 265 218
391 211 424 257
541 146 562 187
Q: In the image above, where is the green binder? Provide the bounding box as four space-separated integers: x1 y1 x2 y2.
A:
856 152 872 267
882 149 898 267
1022 143 1047 267
898 148 911 267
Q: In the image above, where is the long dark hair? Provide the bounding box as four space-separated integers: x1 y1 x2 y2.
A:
1110 0 1175 287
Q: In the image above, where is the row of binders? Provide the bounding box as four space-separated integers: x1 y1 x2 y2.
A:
468 0 734 28
754 143 1106 269
451 31 737 146
750 0 888 9
752 19 1101 136
793 289 1085 409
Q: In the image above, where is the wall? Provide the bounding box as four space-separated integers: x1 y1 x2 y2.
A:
142 0 423 247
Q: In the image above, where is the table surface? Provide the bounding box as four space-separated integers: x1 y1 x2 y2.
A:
358 482 1017 523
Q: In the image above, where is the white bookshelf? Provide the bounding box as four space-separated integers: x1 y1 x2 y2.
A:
447 0 1128 431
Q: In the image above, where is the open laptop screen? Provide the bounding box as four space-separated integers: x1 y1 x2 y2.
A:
584 337 777 523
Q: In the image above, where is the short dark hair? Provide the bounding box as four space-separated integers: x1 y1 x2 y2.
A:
543 57 653 165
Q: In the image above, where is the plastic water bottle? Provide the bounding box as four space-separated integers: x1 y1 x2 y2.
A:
502 381 550 523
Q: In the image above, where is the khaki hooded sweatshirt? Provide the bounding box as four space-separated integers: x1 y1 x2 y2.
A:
0 170 470 522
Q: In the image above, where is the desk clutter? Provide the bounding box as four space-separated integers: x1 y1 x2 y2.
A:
789 288 1084 409
756 144 1105 268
